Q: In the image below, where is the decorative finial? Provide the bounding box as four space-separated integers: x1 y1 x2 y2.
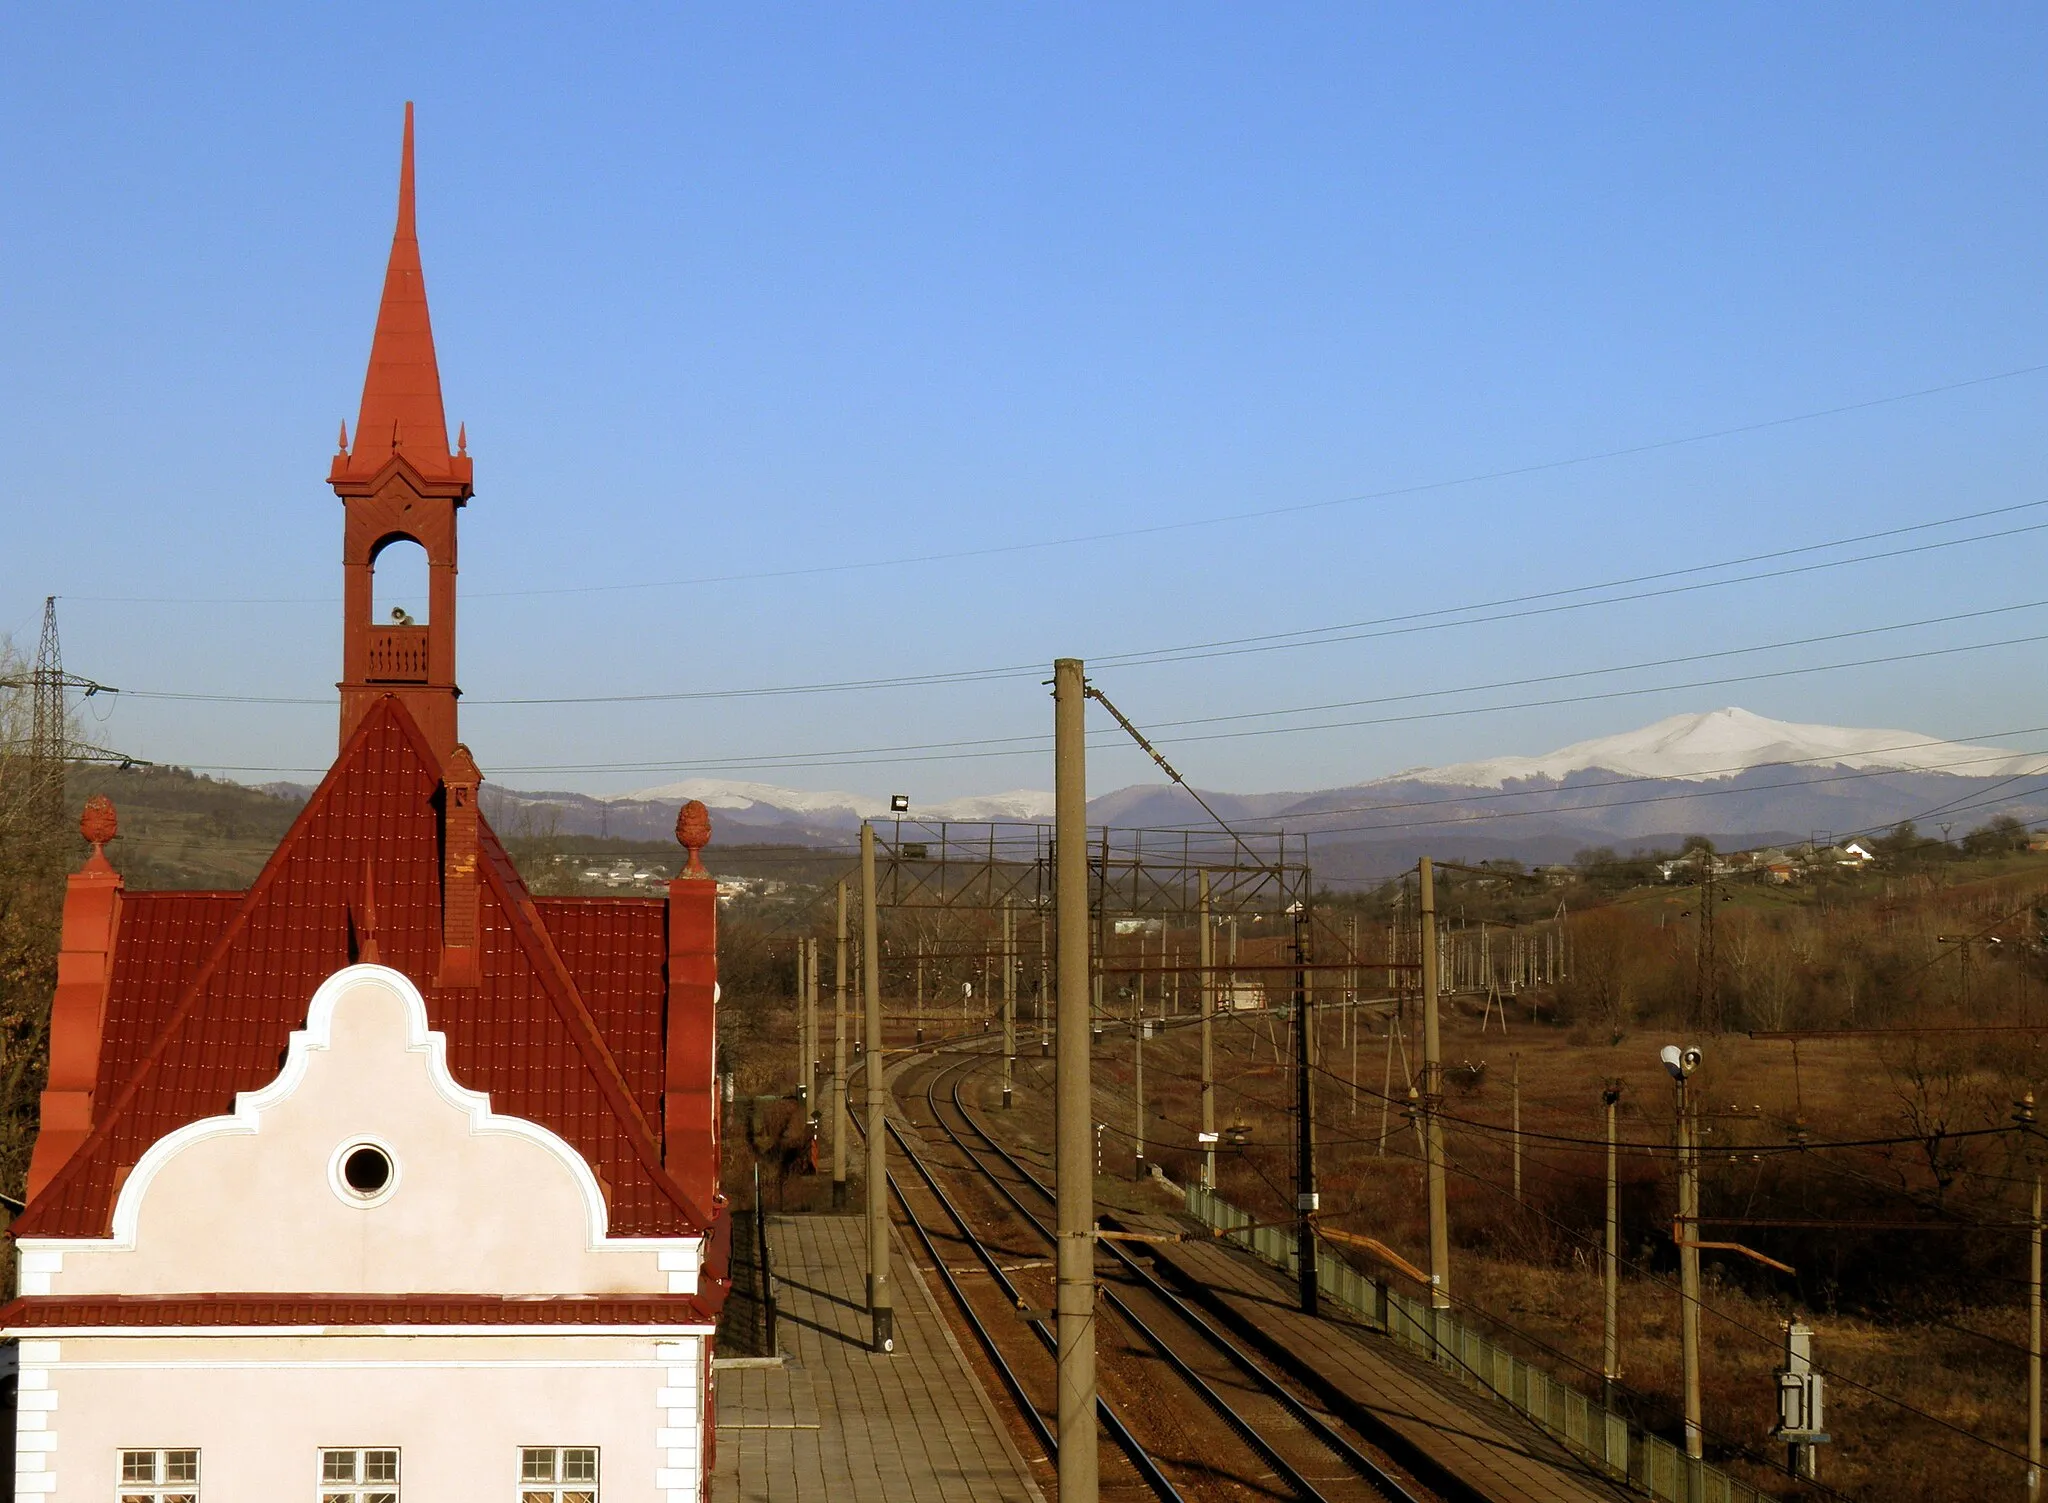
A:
456 422 467 456
79 794 118 857
677 799 712 877
338 420 350 453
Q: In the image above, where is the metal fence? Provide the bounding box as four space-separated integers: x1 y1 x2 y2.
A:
1183 1184 1768 1503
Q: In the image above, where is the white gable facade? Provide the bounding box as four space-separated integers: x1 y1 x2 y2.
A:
7 965 715 1502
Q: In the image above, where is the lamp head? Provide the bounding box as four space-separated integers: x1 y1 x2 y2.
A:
1661 1044 1704 1080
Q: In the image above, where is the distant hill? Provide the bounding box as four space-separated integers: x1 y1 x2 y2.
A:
102 708 2048 889
67 764 306 889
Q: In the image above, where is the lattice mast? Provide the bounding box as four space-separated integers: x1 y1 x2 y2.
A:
29 596 67 819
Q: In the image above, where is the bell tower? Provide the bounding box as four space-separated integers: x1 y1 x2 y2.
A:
331 102 472 762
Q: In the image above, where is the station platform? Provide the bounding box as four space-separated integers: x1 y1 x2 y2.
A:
711 1214 1044 1503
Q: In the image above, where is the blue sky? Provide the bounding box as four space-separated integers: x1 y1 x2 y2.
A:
5 6 2048 799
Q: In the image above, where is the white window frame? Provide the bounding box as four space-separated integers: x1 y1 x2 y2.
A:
117 1447 199 1502
318 1446 400 1502
518 1445 599 1502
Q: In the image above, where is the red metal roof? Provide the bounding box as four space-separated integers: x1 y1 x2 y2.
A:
536 897 667 1111
15 697 705 1241
0 1293 713 1328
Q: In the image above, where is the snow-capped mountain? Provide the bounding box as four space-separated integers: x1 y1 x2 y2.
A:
1394 708 2045 789
621 779 1054 824
471 708 2048 878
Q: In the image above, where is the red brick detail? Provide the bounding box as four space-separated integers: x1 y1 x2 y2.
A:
0 1292 713 1329
26 845 125 1201
331 104 470 763
436 743 481 988
665 867 719 1215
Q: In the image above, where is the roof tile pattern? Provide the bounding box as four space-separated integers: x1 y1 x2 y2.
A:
535 897 667 1110
16 698 700 1242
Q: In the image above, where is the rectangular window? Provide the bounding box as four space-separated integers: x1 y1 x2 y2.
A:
520 1446 598 1503
119 1448 199 1503
319 1447 399 1503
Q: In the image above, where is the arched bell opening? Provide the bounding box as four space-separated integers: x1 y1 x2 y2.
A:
364 533 431 685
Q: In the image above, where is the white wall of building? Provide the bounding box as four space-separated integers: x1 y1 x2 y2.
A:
10 965 715 1501
16 1331 707 1501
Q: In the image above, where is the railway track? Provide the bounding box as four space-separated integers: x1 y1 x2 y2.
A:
890 1045 1443 1503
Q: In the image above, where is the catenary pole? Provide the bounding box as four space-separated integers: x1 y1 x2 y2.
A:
861 823 893 1352
1003 898 1016 1107
833 881 849 1210
1199 871 1215 1191
1294 903 1318 1315
1054 658 1098 1503
1420 857 1451 1348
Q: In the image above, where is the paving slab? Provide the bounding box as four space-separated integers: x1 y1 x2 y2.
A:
711 1214 1045 1503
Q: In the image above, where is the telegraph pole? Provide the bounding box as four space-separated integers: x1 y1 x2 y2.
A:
1420 858 1451 1347
1053 658 1098 1503
1002 898 1016 1107
1603 1080 1623 1409
1293 904 1318 1316
861 823 893 1352
833 880 849 1211
1199 871 1216 1190
915 938 925 1046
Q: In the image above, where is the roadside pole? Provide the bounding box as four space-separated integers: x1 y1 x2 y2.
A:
1054 658 1098 1503
833 881 849 1211
1603 1080 1622 1408
1420 857 1451 1350
1512 1055 1523 1203
1678 1073 1703 1502
861 822 893 1352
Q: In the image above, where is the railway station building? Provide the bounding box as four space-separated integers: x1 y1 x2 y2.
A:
2 107 730 1502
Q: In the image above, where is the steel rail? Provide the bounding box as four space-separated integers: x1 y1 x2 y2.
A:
880 1113 1187 1498
931 1054 1436 1503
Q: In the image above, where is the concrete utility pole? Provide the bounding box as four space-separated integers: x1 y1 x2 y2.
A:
801 938 817 1113
1602 1080 1623 1408
1039 915 1051 1056
833 880 850 1211
1053 658 1098 1503
1293 904 1319 1316
1002 899 1016 1107
2032 1168 2042 1502
1419 858 1451 1348
1133 1007 1146 1179
1199 872 1216 1191
861 823 893 1352
915 939 925 1046
1677 1070 1703 1501
1511 1055 1523 1204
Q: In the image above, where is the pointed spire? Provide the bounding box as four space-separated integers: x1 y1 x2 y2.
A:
335 102 466 487
337 420 349 452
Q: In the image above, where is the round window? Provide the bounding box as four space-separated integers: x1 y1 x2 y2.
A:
343 1145 392 1195
328 1138 400 1207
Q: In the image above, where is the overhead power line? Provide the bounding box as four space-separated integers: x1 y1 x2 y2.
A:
105 500 2048 709
61 360 2048 606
